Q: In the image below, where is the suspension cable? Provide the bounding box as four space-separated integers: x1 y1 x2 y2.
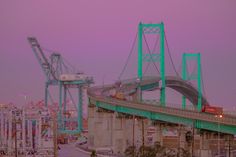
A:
143 35 160 75
143 33 160 74
200 65 207 98
118 32 138 80
164 31 180 77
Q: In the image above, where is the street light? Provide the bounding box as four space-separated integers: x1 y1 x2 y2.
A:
215 114 223 156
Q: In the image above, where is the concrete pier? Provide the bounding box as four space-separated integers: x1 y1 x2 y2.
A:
88 105 236 156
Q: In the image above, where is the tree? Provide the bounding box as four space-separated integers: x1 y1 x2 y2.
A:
90 150 97 157
139 145 156 157
124 146 137 157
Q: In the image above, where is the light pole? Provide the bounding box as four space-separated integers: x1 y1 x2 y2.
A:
132 115 135 157
13 113 18 157
192 121 195 157
215 114 222 156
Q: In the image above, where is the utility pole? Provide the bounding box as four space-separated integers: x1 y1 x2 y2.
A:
132 115 135 157
53 113 58 157
142 119 144 156
192 122 195 157
13 115 18 157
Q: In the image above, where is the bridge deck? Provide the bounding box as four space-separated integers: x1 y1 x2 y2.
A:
87 77 236 135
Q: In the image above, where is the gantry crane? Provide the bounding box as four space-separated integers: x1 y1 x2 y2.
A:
28 37 93 134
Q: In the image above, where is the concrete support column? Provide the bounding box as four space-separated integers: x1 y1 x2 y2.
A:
226 135 234 157
112 114 127 154
29 120 32 149
179 125 186 149
9 114 13 153
88 106 113 149
199 132 211 157
135 119 142 148
22 111 25 153
154 122 163 146
88 106 95 147
4 114 6 150
133 118 149 149
0 112 3 144
143 119 149 146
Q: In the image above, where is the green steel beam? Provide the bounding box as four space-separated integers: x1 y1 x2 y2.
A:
93 99 236 134
58 129 81 135
140 82 159 91
142 23 163 27
45 82 49 107
182 54 187 109
59 81 63 129
194 120 236 135
159 22 165 106
197 53 202 111
138 22 143 80
63 87 67 130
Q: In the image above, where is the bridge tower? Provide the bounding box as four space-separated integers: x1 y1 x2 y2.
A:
138 22 166 105
182 53 202 111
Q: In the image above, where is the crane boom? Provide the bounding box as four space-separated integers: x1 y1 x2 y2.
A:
28 37 57 81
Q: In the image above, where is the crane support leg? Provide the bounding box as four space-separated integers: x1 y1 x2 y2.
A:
78 87 83 133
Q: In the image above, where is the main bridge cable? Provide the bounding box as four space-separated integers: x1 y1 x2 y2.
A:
118 32 138 80
164 30 180 77
143 33 160 75
186 58 207 98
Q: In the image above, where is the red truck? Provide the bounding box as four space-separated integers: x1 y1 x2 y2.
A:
201 105 223 115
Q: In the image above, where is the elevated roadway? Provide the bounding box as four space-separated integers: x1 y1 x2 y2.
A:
88 76 236 135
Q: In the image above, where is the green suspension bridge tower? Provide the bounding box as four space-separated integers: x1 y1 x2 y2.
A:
138 22 166 105
182 53 202 111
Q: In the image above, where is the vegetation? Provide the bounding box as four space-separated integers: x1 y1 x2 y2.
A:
90 150 97 157
124 141 190 157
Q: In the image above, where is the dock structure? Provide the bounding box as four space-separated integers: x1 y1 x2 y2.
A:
0 103 56 156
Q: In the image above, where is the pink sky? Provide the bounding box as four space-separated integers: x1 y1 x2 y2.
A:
0 0 236 109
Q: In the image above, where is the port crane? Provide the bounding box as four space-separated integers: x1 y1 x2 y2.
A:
28 37 93 134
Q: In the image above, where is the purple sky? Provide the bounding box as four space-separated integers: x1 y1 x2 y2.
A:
0 0 236 109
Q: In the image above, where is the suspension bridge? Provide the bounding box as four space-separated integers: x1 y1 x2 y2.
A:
88 22 236 134
85 23 236 156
